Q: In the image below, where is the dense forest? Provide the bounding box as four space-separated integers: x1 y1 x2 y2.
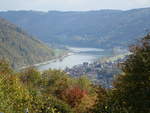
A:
0 34 150 113
0 8 150 48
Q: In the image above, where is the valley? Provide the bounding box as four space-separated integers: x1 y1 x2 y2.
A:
36 46 129 88
0 2 149 112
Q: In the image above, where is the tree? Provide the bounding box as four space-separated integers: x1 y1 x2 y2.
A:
107 34 150 113
0 59 13 74
41 70 73 96
91 86 107 113
0 73 31 113
20 67 41 90
61 86 87 108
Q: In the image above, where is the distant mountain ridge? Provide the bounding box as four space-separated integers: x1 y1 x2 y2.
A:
0 7 150 48
0 17 55 69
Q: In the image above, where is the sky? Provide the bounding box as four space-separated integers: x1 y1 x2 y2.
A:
0 0 150 11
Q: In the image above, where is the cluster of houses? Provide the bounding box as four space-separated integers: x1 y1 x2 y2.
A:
65 53 130 88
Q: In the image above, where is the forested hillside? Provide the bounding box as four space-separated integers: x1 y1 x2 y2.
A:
0 8 150 48
0 18 56 69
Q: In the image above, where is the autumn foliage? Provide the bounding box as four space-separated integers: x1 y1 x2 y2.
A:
1 34 150 113
0 61 100 113
61 86 87 107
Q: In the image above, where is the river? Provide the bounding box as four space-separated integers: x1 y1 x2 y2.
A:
38 47 111 71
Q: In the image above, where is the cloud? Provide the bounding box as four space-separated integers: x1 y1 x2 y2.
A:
134 0 150 4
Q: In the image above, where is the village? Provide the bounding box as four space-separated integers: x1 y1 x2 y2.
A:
65 53 130 88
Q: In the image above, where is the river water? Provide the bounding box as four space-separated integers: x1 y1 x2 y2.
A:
38 47 111 71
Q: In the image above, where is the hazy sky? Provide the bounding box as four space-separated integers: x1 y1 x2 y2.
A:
0 0 150 11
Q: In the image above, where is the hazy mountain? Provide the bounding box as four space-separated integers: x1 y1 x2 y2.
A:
0 18 56 69
0 8 150 48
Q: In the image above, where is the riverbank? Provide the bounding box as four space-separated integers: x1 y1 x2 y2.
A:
19 47 130 71
19 50 71 70
38 47 110 71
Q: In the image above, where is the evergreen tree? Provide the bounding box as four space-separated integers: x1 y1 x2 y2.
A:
108 34 150 113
